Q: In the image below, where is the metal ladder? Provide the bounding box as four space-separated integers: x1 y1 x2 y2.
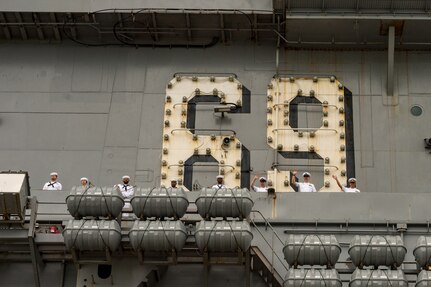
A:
249 210 289 287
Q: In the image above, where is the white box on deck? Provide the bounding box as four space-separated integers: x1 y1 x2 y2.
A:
0 173 29 218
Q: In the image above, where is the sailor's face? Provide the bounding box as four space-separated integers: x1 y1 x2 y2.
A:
217 178 223 184
259 180 266 187
171 181 177 187
349 181 356 188
123 178 129 184
81 180 87 186
303 176 310 182
50 175 57 182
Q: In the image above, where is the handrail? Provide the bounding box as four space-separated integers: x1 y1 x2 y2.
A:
250 246 284 286
170 128 237 135
272 128 338 133
167 163 235 171
272 103 338 109
251 210 285 243
272 164 339 170
250 222 289 272
173 72 238 78
250 210 289 273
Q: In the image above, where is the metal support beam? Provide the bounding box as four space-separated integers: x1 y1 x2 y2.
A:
203 251 209 287
49 13 61 41
186 13 192 41
67 13 77 39
60 261 66 287
28 197 42 287
245 250 251 287
0 12 11 40
151 12 159 42
116 13 134 42
29 239 41 287
91 14 102 41
219 14 226 44
285 14 431 20
273 1 286 19
275 16 281 77
254 14 259 43
14 12 28 40
387 25 395 97
33 13 44 41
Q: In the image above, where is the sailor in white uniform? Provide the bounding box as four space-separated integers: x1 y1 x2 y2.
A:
332 175 360 193
171 178 178 188
42 172 62 191
117 175 134 200
211 175 226 189
170 178 178 188
292 171 317 192
80 177 90 188
251 175 268 192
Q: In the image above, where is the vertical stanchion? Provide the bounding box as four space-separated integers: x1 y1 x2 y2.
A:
245 249 251 287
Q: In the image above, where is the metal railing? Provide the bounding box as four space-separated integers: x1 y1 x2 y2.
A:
249 210 289 275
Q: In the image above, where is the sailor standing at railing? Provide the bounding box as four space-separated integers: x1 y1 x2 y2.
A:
332 175 360 193
250 175 268 192
80 177 90 188
170 178 178 188
42 172 63 190
115 175 135 218
211 175 226 189
291 171 317 192
116 175 134 200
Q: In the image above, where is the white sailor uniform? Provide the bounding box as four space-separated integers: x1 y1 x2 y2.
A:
43 181 62 191
343 187 360 193
118 184 134 199
117 183 135 211
295 182 317 192
211 184 226 189
252 186 268 193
